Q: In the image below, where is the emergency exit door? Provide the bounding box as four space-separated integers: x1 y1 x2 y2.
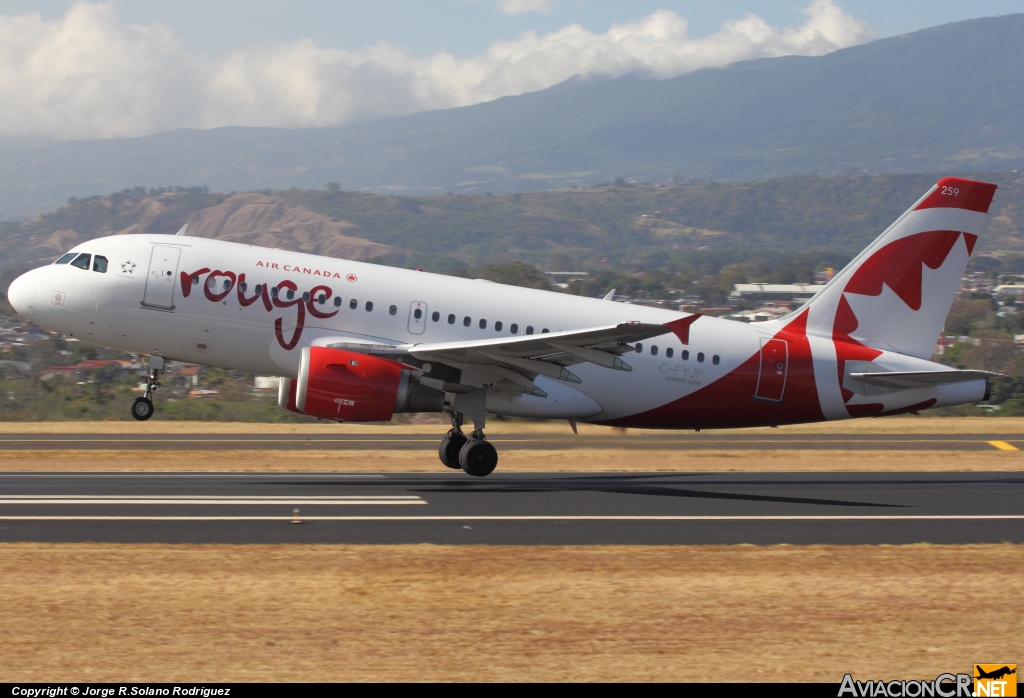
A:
142 245 182 311
408 301 427 335
755 338 788 402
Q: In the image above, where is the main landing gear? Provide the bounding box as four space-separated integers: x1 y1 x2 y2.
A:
131 356 164 421
438 410 498 477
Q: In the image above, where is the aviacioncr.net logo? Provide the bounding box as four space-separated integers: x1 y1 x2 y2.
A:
839 673 973 697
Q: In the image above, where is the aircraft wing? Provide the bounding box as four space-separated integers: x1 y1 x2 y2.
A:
324 321 684 395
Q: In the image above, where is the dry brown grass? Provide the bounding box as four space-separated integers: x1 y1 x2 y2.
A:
0 448 1021 472
1 543 1019 682
0 416 1021 435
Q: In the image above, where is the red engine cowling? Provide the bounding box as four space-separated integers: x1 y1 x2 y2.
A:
296 346 404 422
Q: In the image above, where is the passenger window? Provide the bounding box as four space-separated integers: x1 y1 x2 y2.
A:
271 287 280 298
193 276 200 286
92 256 108 273
414 308 422 319
495 321 503 332
666 347 674 358
317 294 326 304
226 279 234 291
389 305 398 316
510 323 519 334
349 298 358 309
542 328 549 333
463 316 471 327
286 289 295 300
526 326 534 335
479 319 487 329
255 284 263 294
651 345 658 356
697 352 705 363
302 291 310 302
365 301 373 312
239 282 248 293
70 253 91 270
635 343 643 353
448 314 456 324
55 253 77 265
334 297 342 307
712 355 720 365
432 311 440 322
682 350 689 360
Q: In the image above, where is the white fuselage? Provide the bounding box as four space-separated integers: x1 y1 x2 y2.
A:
7 233 987 428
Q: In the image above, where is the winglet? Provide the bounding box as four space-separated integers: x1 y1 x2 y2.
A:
602 288 616 301
175 224 189 237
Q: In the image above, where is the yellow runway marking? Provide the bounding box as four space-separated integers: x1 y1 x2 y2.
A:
988 440 1020 451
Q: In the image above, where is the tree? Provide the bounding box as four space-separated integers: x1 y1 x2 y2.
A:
473 262 550 290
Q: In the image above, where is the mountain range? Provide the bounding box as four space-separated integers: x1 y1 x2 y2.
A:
0 14 1022 220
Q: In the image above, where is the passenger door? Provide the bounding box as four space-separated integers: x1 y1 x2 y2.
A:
141 245 182 311
755 338 788 402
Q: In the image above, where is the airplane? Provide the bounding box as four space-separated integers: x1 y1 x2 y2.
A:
5 176 1001 476
975 666 1016 681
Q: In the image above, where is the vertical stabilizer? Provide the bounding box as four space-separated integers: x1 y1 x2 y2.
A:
801 177 997 359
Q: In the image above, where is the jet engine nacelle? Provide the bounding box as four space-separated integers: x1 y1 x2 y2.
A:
293 346 443 422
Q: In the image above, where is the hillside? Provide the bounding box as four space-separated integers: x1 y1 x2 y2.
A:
2 173 1023 278
0 14 1023 219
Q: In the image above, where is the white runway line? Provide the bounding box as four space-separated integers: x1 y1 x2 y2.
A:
0 495 424 506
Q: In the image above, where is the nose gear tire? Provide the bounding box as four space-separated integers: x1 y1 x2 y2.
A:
131 397 154 421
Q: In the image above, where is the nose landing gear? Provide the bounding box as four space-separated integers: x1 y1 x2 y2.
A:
131 356 164 421
438 409 499 477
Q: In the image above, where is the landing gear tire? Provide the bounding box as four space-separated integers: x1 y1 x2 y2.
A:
438 431 467 469
131 397 154 421
459 439 498 477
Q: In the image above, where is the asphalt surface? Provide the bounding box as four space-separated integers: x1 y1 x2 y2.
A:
1 471 1021 544
0 432 1021 451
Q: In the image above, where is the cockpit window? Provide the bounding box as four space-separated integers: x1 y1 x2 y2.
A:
70 253 91 270
92 256 108 273
55 253 77 265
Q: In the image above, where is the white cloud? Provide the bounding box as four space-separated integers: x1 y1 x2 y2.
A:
0 0 874 140
498 0 557 15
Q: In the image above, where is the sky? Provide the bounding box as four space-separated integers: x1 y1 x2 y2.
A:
0 0 1020 141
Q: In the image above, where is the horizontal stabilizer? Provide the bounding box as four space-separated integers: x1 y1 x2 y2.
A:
849 370 1000 391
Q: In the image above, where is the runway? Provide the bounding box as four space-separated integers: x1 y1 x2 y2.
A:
0 432 1020 451
1 471 1021 544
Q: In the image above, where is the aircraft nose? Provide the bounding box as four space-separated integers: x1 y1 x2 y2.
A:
6 271 36 318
